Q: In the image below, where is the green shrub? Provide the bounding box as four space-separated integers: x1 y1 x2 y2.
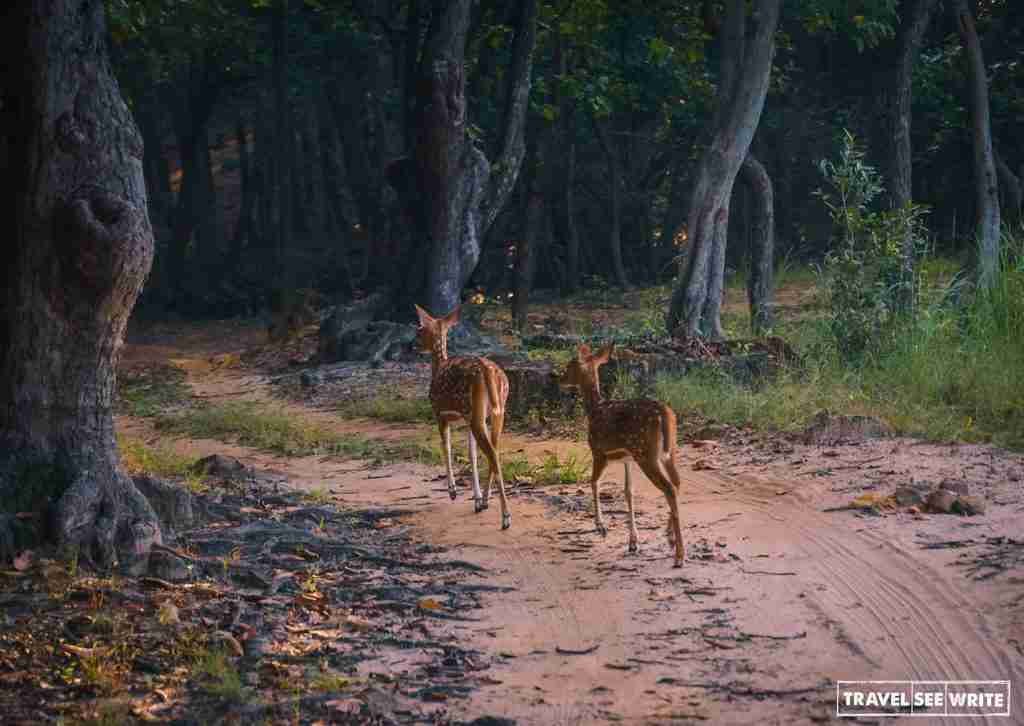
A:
815 130 928 362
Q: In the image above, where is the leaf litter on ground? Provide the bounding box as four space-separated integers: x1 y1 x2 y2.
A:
0 459 502 725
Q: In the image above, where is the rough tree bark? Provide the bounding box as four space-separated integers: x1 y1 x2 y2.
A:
740 153 775 333
0 0 160 567
870 0 939 212
393 0 538 317
666 0 781 338
951 0 1001 289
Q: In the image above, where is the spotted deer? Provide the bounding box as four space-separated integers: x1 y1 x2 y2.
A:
414 304 513 530
559 343 686 566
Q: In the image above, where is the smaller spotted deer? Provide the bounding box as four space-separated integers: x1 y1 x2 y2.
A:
559 344 686 566
414 304 512 530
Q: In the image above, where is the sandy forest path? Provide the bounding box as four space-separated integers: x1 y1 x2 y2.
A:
118 325 1024 725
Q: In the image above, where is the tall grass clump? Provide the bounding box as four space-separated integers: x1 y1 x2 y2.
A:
870 229 1024 446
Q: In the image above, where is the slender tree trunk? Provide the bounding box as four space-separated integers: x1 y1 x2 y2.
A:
513 190 544 332
316 89 355 297
995 152 1021 224
667 0 781 337
563 136 581 294
137 93 171 227
951 0 1000 288
740 153 775 333
596 122 629 288
273 0 294 308
218 116 253 283
659 164 690 279
554 34 581 294
0 0 159 567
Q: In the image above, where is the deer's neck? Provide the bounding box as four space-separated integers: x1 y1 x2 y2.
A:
580 379 604 416
429 337 448 379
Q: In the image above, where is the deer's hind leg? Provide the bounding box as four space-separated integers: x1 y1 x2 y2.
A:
658 449 686 566
589 451 609 536
440 422 457 501
468 426 486 512
624 462 639 554
470 390 510 530
483 404 505 506
636 448 684 566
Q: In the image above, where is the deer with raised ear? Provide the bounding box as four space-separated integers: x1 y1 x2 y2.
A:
559 343 686 566
414 304 513 530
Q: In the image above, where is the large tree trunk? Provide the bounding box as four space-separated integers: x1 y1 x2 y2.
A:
396 0 538 317
951 0 1000 288
0 0 159 567
667 0 781 337
740 153 775 333
870 0 939 307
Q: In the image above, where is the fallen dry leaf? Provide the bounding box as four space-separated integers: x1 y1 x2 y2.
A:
294 591 330 615
12 550 33 572
343 615 374 632
692 459 717 471
417 596 443 611
325 698 362 716
60 643 104 660
157 601 180 625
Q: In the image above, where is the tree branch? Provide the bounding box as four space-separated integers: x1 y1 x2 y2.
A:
481 0 539 236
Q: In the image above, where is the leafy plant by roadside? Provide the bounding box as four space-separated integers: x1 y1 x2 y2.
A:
815 130 929 362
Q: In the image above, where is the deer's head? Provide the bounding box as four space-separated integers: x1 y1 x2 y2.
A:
559 343 613 391
413 304 460 356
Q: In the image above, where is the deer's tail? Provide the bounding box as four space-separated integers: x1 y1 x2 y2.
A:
660 405 677 454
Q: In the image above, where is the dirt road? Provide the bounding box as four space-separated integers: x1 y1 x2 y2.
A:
119 330 1024 725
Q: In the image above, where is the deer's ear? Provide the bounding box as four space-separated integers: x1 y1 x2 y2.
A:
594 343 614 365
577 343 592 361
413 304 433 328
442 305 461 327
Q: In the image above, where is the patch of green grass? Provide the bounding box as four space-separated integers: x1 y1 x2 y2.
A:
502 454 534 481
156 402 441 464
117 365 191 417
309 670 353 693
78 700 136 726
117 434 208 492
336 396 434 424
534 452 589 486
525 347 575 365
192 649 245 702
302 488 333 505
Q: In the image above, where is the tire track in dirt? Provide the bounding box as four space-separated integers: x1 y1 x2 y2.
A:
686 470 1021 725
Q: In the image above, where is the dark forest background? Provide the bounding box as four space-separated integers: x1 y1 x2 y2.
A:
104 0 1022 326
